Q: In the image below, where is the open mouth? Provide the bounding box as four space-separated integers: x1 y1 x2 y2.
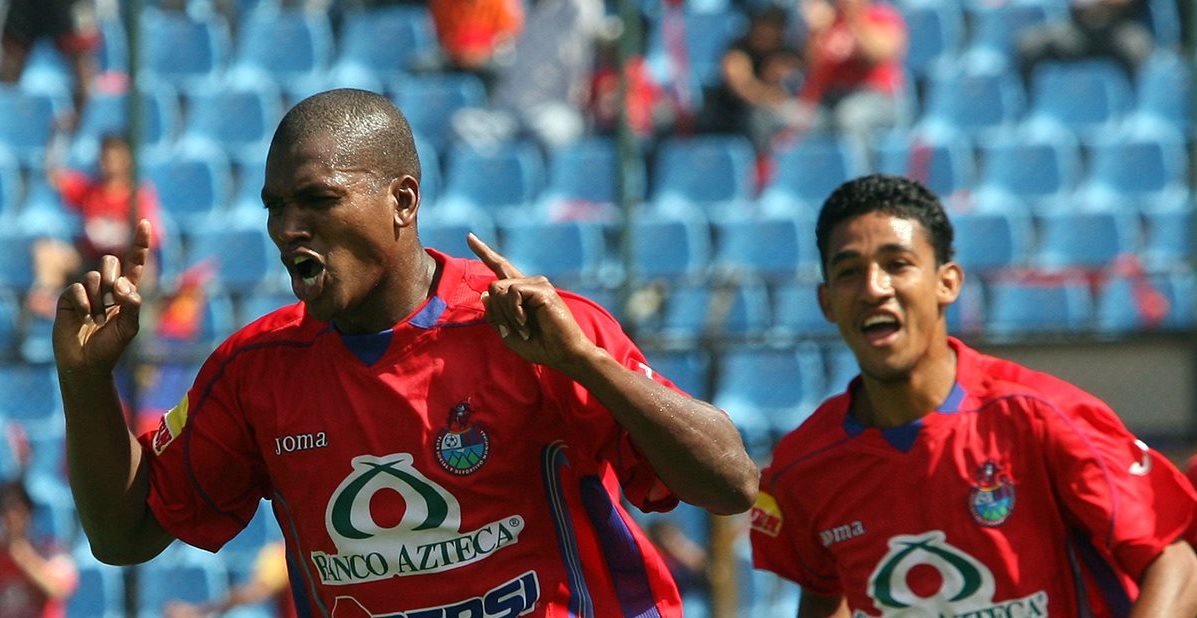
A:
293 255 324 284
861 314 900 342
288 254 327 301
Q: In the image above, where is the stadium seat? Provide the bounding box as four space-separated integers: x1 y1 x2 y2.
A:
137 544 230 618
652 279 772 342
390 73 488 152
180 83 283 165
0 364 63 436
1130 51 1192 134
229 8 334 97
418 208 498 260
771 281 838 340
1025 59 1133 143
334 5 438 79
822 343 858 400
759 135 868 215
440 140 545 218
645 7 748 91
713 344 826 453
922 66 1026 140
651 135 756 218
145 148 233 227
1035 208 1138 270
0 87 65 168
644 349 712 401
898 0 966 83
0 290 18 358
215 499 282 580
239 290 300 328
68 555 127 618
182 221 278 294
0 147 23 218
68 84 181 166
950 211 1032 274
497 220 608 286
1082 127 1189 209
1141 205 1193 270
712 213 819 282
986 275 1093 337
1095 268 1194 334
628 211 712 283
962 3 1056 70
874 127 975 200
541 136 628 223
974 128 1081 210
141 8 232 90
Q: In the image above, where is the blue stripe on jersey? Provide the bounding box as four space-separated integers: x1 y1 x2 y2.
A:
1070 530 1132 618
411 296 448 329
542 441 593 618
579 477 663 618
273 490 331 618
937 382 967 412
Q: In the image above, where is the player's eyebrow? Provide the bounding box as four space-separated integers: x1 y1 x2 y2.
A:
828 243 917 268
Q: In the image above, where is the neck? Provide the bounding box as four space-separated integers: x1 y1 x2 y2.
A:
853 342 958 429
334 249 439 335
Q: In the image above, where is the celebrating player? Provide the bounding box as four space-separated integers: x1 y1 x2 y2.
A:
53 88 758 617
749 174 1197 617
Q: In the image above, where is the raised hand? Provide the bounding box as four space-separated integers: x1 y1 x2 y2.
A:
467 233 596 371
52 219 151 375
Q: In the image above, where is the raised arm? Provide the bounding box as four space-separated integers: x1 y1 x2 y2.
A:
467 234 758 515
1128 539 1197 617
53 219 174 564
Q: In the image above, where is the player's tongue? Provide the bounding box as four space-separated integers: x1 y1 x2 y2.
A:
291 255 326 301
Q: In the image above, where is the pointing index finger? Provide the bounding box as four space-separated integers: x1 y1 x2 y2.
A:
124 219 153 288
467 232 525 280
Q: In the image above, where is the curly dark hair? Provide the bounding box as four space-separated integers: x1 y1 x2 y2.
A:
815 174 955 279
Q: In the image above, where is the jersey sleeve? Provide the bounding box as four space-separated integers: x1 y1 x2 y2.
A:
750 460 842 595
1036 396 1197 579
139 343 271 552
538 294 684 513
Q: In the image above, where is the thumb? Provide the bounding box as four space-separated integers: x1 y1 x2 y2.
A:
467 233 525 280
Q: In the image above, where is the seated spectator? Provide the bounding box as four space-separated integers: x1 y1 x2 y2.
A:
795 0 907 151
0 479 78 618
699 5 804 155
0 0 103 132
428 0 524 87
26 133 163 318
1016 0 1154 87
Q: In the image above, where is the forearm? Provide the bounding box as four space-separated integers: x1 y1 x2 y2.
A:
559 347 758 514
842 12 903 65
1128 540 1197 618
60 369 172 564
8 545 74 599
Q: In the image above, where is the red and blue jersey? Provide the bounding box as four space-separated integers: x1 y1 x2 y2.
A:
141 249 685 617
750 338 1197 617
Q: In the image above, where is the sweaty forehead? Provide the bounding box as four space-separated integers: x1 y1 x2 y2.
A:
830 213 929 253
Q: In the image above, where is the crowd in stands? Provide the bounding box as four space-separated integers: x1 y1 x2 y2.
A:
0 0 1189 615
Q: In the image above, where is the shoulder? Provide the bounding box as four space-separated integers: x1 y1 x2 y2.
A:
211 301 327 361
764 394 852 484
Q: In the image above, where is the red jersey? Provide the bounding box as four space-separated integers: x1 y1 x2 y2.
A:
57 170 163 260
801 3 906 101
0 541 77 618
141 250 685 617
750 338 1197 617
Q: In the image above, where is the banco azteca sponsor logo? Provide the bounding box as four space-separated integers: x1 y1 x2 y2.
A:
311 453 524 585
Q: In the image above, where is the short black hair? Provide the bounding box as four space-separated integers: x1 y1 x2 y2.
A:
270 88 421 184
815 174 955 279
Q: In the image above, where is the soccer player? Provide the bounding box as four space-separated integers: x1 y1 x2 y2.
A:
52 89 759 617
749 174 1197 617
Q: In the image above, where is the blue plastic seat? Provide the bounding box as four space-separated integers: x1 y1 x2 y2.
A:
182 222 277 294
239 289 300 328
963 3 1056 69
230 8 334 95
898 0 966 83
655 279 772 342
441 140 545 218
645 8 748 90
418 209 498 260
629 212 711 283
874 127 975 200
497 220 607 285
335 5 438 79
1131 51 1192 134
541 136 628 222
390 73 488 152
0 364 62 435
986 275 1093 336
760 135 868 215
180 83 283 165
950 210 1032 274
145 149 233 227
1083 129 1189 208
137 545 230 617
0 290 18 358
141 8 232 90
68 555 126 618
975 129 1081 209
0 147 23 218
651 135 755 218
68 85 181 166
1035 208 1138 270
712 214 818 282
215 499 282 580
922 66 1025 139
771 281 838 340
0 88 64 168
1026 59 1134 143
1141 205 1193 270
713 344 826 454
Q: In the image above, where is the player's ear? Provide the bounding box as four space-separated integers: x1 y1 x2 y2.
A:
937 261 963 306
392 175 420 229
817 282 835 322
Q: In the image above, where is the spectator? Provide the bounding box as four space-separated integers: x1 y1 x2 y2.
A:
1016 0 1154 87
26 133 163 318
428 0 524 87
163 541 296 618
699 5 804 155
0 480 78 618
0 0 103 132
646 518 710 598
588 16 674 141
794 0 907 151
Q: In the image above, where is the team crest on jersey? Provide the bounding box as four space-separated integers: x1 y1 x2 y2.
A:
434 401 490 476
969 460 1015 526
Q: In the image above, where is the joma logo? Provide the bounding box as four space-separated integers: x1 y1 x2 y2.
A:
275 432 328 455
820 520 865 546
